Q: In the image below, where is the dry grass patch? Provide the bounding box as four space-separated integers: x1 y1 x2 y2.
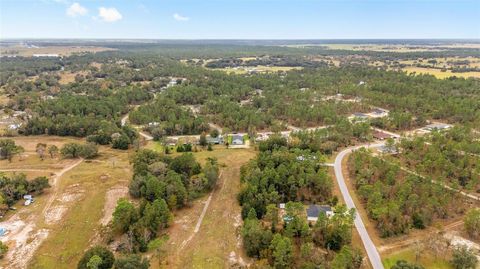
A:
403 66 480 79
29 148 132 269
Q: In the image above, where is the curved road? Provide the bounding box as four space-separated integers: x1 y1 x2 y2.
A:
334 143 385 269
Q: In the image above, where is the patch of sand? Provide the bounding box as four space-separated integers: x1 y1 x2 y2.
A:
99 186 128 226
44 206 68 225
1 215 50 269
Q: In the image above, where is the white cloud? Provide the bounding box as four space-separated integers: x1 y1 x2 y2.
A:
173 13 189 21
98 7 123 22
66 2 87 17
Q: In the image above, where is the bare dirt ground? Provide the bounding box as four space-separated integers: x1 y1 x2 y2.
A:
99 186 129 226
0 158 83 269
0 136 132 269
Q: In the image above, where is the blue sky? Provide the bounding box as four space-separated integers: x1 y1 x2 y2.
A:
1 0 479 39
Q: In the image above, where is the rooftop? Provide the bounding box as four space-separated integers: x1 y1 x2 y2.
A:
306 205 332 218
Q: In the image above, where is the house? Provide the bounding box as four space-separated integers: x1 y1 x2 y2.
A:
296 155 317 161
424 123 452 132
306 205 334 222
349 112 369 122
231 135 244 145
354 112 368 119
369 108 389 118
279 203 286 210
255 133 270 142
378 145 398 155
372 131 392 140
148 122 160 127
207 135 224 144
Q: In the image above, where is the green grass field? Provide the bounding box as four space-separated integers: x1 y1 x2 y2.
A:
383 248 452 269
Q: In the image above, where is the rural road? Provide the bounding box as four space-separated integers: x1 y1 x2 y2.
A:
334 139 479 269
334 143 385 269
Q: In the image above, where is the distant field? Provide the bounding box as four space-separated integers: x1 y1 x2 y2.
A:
0 45 115 56
403 66 480 79
322 43 480 52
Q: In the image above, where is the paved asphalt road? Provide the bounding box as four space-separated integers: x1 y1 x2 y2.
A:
334 143 385 269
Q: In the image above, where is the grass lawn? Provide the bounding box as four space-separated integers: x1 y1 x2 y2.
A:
383 248 453 269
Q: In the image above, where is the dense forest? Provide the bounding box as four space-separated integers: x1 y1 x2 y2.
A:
388 127 480 190
348 148 466 237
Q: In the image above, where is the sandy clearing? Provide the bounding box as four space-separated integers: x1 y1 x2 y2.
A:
1 214 50 269
44 206 68 225
100 186 129 226
0 158 84 268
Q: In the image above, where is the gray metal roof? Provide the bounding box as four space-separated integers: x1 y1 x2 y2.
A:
306 205 332 218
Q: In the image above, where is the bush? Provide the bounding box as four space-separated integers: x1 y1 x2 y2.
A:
77 246 114 269
465 208 480 239
61 143 98 159
0 241 8 259
114 254 149 269
451 245 478 269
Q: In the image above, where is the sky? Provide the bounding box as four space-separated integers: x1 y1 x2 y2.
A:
0 0 479 39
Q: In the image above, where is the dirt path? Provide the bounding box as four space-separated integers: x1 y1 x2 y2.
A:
178 178 216 251
42 158 84 216
379 220 464 253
